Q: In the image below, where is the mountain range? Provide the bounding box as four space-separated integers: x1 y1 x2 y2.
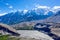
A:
0 8 58 25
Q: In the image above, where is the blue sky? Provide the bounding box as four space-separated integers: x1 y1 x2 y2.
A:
0 0 60 14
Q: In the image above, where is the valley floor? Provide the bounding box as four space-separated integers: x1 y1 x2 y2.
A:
17 30 53 40
0 30 54 40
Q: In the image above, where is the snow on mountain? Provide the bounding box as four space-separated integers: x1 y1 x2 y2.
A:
0 10 51 25
53 6 60 9
52 6 60 13
0 6 60 17
35 5 50 9
0 13 7 16
0 6 60 24
23 9 28 14
32 5 50 15
34 8 49 15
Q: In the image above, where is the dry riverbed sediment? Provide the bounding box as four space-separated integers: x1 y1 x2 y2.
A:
17 30 54 40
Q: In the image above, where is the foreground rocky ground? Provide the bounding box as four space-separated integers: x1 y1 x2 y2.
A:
0 35 40 40
0 35 52 40
17 30 53 40
0 30 53 40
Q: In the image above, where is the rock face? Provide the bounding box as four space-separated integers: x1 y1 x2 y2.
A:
45 11 60 23
0 23 20 36
17 30 54 40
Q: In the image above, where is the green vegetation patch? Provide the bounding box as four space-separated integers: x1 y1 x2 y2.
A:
16 26 34 30
0 35 9 40
0 35 20 40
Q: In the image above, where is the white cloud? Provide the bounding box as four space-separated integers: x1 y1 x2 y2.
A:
5 3 13 9
35 4 50 9
33 4 50 11
6 3 9 5
18 9 22 12
33 5 50 15
10 9 17 13
34 5 60 13
9 5 13 9
23 9 28 14
37 6 50 9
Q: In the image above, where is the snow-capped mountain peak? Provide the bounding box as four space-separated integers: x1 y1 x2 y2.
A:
0 13 7 16
52 6 60 13
23 9 28 14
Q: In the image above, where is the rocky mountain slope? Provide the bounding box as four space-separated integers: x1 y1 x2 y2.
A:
0 8 54 25
44 10 60 23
